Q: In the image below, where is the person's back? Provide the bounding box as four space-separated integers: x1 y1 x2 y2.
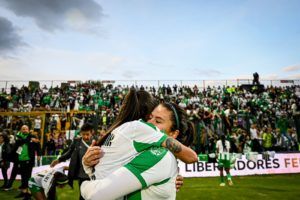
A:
216 139 230 153
94 120 167 179
216 139 230 160
84 120 178 200
216 135 233 186
29 167 61 196
82 91 197 200
29 166 68 200
127 174 177 200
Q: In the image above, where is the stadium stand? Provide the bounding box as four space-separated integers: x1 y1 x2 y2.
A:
0 80 299 157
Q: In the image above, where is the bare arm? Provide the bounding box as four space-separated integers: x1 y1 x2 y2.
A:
50 138 78 167
162 137 198 164
81 167 141 200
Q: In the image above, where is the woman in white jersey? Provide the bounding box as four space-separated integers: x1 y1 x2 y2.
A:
81 89 197 200
28 166 69 200
216 134 233 186
121 102 195 200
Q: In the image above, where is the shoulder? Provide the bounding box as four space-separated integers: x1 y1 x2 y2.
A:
116 120 158 134
72 137 81 145
135 120 159 132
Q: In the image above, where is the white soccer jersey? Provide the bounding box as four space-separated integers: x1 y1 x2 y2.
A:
29 166 65 197
93 120 167 180
81 150 177 200
81 120 179 200
216 140 230 153
125 150 178 200
140 175 177 200
216 140 231 160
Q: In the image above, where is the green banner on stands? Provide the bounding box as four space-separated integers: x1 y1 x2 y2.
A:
198 154 208 162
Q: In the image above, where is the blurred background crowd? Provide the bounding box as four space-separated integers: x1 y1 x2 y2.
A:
0 81 299 156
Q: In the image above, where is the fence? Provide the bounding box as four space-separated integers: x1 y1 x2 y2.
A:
1 79 299 94
0 110 96 149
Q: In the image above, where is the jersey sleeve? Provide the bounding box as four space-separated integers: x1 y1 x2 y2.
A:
124 148 177 189
81 150 177 200
130 120 168 152
81 167 141 200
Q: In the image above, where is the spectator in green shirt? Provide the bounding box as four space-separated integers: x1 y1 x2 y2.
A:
262 127 273 151
8 125 41 199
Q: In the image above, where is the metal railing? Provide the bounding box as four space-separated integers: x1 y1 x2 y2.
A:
1 79 299 93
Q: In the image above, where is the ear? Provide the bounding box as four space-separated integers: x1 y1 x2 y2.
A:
169 130 179 139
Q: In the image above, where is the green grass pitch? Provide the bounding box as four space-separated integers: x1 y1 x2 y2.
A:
1 174 299 199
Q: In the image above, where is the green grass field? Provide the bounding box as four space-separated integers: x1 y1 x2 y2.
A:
1 174 300 200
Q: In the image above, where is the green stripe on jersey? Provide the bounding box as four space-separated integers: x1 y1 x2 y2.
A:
126 190 142 200
125 178 170 200
125 165 147 188
125 147 168 188
218 152 230 160
152 177 170 186
133 134 167 152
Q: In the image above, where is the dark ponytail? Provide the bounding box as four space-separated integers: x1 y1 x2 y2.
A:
47 183 56 200
48 172 68 200
0 132 9 143
183 121 196 147
220 135 227 151
98 88 157 146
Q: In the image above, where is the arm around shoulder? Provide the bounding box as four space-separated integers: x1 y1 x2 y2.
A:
162 137 198 164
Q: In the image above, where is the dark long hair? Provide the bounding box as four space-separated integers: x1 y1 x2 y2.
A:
220 134 227 151
98 88 158 146
0 132 9 144
47 172 69 200
161 102 195 146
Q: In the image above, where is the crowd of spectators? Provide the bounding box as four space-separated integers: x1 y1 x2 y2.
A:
0 81 299 156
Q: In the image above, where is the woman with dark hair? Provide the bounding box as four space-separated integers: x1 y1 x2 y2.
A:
0 132 11 188
81 88 197 200
28 166 70 200
96 88 196 162
157 102 195 147
216 134 233 186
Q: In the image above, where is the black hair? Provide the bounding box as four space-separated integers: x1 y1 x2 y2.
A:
47 172 69 200
98 88 158 146
0 132 9 144
161 102 195 146
80 122 94 132
220 135 227 151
